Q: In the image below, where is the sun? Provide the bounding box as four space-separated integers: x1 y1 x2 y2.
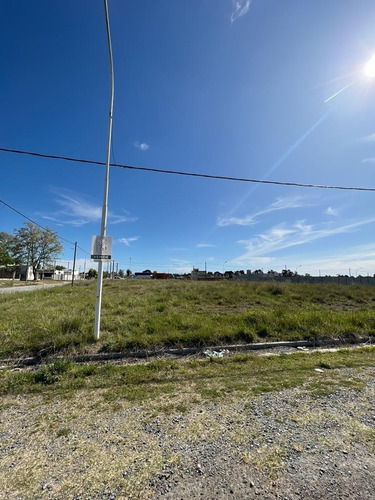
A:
364 54 375 78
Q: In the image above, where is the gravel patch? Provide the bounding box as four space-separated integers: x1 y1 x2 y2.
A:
0 366 374 499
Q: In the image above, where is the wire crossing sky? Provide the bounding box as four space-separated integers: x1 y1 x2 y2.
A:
2 0 375 276
2 146 375 192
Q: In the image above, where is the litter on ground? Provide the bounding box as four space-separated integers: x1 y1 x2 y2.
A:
203 349 229 358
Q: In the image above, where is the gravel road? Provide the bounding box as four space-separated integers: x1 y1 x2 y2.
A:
143 367 375 500
0 365 374 499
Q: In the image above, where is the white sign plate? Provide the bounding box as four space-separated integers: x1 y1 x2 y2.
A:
91 235 112 261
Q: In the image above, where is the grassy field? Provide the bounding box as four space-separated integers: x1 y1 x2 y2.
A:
1 280 375 359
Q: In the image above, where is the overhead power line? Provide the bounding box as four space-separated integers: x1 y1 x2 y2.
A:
1 146 375 192
0 198 90 256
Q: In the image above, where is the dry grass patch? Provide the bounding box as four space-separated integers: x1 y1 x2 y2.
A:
242 446 287 480
0 392 170 499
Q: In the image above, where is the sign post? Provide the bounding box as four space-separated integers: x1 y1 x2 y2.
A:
91 235 112 261
94 0 114 341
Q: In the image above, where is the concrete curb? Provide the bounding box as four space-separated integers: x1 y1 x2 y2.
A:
2 336 373 367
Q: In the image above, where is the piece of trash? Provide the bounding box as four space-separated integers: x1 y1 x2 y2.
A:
314 368 324 373
297 346 308 351
203 349 229 358
204 349 223 358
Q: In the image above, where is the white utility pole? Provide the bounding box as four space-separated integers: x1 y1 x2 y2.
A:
94 0 115 340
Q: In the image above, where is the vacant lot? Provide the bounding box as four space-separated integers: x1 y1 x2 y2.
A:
1 280 375 359
0 348 374 499
1 282 374 498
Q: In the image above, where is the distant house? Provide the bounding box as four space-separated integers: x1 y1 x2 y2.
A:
153 272 171 280
191 268 206 280
191 268 222 281
0 266 17 279
133 270 153 279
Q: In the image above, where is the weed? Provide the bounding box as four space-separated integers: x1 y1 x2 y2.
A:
57 427 71 437
317 362 333 369
33 360 72 385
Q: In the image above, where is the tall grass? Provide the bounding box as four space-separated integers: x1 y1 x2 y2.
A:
1 280 375 358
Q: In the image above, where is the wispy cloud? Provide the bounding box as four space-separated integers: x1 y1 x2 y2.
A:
169 258 192 266
299 243 375 275
217 196 305 227
231 242 375 276
168 258 193 274
235 217 375 259
360 133 375 142
325 207 338 216
362 158 375 163
119 236 139 246
134 141 149 151
197 243 215 248
45 188 137 227
231 0 251 23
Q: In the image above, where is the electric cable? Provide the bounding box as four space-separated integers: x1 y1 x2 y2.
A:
1 146 375 192
0 198 90 255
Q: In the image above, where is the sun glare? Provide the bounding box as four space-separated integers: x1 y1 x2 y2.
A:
364 54 375 78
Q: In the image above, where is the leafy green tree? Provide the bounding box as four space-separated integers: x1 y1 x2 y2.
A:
12 223 63 280
0 232 15 266
282 269 294 277
87 268 98 279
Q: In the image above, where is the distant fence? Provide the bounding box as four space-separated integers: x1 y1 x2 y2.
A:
233 274 375 286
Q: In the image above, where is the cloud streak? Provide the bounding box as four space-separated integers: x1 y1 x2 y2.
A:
45 188 137 227
119 236 139 246
231 0 251 23
231 241 375 276
325 207 338 216
361 133 375 143
235 217 375 260
217 196 305 227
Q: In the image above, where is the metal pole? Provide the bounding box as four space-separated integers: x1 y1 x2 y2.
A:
94 0 115 340
71 242 77 287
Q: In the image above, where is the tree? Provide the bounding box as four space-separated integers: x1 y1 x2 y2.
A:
282 269 294 277
12 223 63 280
87 268 98 279
0 232 15 266
55 265 66 271
126 268 132 277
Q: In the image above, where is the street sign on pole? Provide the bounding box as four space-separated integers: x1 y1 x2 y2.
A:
91 235 112 261
94 0 115 341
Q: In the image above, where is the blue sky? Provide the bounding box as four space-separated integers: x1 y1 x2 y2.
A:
2 0 375 276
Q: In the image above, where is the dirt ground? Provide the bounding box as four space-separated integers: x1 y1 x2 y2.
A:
0 365 374 499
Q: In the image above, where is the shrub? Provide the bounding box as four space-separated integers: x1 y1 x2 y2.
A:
33 360 71 385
